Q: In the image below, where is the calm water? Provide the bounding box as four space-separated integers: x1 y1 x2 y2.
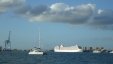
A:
0 51 113 64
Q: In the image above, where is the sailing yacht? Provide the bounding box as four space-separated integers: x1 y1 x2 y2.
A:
28 47 43 55
28 29 43 55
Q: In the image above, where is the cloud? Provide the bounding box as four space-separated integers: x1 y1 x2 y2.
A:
88 9 113 29
16 3 96 24
15 5 48 17
0 1 113 30
0 0 25 13
93 10 113 25
98 9 103 14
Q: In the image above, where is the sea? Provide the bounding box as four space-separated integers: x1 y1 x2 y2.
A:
0 51 113 64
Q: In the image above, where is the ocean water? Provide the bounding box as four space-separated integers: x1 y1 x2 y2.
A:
0 51 113 64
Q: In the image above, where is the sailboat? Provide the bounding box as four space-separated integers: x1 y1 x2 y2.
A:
28 29 43 55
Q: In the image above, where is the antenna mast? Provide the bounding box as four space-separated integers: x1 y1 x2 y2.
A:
9 31 11 50
38 28 40 48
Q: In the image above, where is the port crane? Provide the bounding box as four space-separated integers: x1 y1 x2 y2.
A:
5 31 11 50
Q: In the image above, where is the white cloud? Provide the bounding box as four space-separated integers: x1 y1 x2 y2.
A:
0 1 113 30
50 3 69 12
98 9 103 14
23 3 96 24
22 3 113 30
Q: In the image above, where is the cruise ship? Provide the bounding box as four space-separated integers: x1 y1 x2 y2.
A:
54 44 83 52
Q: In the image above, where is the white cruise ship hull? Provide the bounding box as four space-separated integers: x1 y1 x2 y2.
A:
54 49 83 52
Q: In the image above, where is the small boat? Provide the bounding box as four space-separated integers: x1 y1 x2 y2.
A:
93 50 101 53
109 51 113 53
28 28 43 55
54 44 83 52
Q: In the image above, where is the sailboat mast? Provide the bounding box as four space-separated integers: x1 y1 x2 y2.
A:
8 31 11 41
38 28 40 48
9 31 11 50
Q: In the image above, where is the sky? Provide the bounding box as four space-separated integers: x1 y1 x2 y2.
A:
0 0 113 50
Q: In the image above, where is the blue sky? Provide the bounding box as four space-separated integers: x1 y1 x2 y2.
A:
0 0 113 50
